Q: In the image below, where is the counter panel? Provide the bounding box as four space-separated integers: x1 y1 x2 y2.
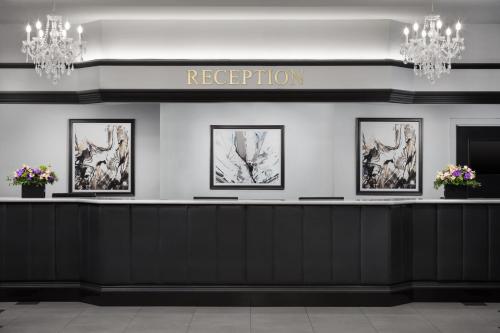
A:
0 200 499 305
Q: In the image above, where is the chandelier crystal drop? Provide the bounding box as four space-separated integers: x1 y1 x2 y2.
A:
400 14 465 83
22 15 86 84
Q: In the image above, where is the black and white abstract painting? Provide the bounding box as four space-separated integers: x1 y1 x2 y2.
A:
70 119 135 195
357 118 422 195
211 125 284 189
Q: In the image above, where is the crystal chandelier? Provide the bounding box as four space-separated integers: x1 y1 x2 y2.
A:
22 14 85 84
400 9 465 83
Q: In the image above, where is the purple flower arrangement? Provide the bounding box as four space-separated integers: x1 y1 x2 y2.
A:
7 164 58 187
434 164 481 189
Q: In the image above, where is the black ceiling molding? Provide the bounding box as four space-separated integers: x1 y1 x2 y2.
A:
1 89 500 104
1 59 500 69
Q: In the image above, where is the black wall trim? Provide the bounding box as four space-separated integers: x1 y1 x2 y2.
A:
2 59 500 69
2 89 500 104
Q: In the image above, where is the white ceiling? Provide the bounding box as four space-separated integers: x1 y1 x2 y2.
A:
1 0 500 24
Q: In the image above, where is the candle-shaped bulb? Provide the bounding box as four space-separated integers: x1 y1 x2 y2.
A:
25 24 31 42
64 21 71 30
437 20 443 30
38 29 44 38
446 27 452 36
77 25 83 43
413 22 419 32
455 21 461 39
421 30 427 38
35 20 42 30
403 26 410 43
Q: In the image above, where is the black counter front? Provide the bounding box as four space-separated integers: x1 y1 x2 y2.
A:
0 199 499 305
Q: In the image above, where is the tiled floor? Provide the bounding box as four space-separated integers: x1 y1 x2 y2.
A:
0 302 498 332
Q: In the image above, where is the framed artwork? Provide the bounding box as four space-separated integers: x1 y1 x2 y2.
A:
356 118 422 195
69 119 135 195
210 125 285 189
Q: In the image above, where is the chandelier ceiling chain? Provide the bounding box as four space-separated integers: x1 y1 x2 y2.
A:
400 1 465 83
21 0 86 84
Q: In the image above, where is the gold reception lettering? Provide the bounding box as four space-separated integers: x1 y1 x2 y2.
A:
255 69 266 85
229 70 240 85
214 70 226 84
187 69 198 85
242 69 253 85
186 68 304 86
274 70 289 85
290 69 304 85
201 69 213 85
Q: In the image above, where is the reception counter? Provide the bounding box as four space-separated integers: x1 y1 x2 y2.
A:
1 198 499 305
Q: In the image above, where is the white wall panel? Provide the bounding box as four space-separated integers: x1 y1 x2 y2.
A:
0 103 160 199
2 19 500 62
160 102 500 200
160 103 337 200
2 66 500 92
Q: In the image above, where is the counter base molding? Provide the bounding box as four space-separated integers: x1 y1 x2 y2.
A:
2 282 499 306
1 202 500 305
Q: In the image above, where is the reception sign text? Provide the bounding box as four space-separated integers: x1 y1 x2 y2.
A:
187 68 304 86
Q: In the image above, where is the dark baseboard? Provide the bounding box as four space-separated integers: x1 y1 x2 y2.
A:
1 282 499 306
1 89 500 104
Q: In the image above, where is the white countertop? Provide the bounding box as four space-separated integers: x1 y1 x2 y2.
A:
1 197 500 205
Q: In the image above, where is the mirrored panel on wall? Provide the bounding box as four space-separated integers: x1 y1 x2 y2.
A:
69 119 135 196
356 118 423 195
210 125 284 190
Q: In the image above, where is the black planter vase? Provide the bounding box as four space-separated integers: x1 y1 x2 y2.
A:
444 184 468 199
21 184 46 198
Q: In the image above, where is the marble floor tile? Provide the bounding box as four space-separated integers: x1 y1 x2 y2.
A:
2 312 79 333
308 313 377 333
0 302 16 309
251 307 314 333
62 312 138 333
188 307 250 333
307 306 364 315
472 306 500 325
419 311 498 333
0 308 24 326
0 302 497 333
361 304 418 315
125 306 195 333
365 314 439 333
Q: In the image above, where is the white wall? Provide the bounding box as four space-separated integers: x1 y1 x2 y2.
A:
160 103 336 200
0 24 25 62
0 103 161 199
333 104 500 199
5 65 500 92
97 20 393 60
3 20 500 62
0 102 498 200
160 102 500 200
